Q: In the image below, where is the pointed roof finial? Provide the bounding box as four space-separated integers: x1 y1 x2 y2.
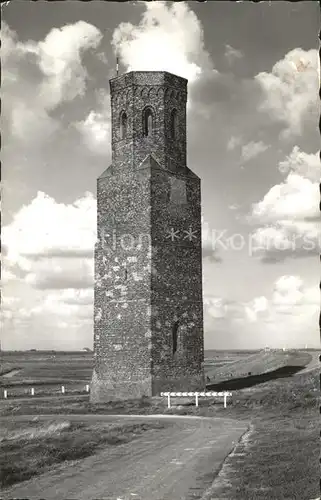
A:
116 54 119 77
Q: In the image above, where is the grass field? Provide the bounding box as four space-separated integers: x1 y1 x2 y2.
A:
0 418 167 489
0 348 313 394
0 349 248 397
0 349 319 498
0 351 92 385
0 351 93 396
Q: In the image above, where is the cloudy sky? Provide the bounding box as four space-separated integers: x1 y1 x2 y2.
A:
2 1 320 350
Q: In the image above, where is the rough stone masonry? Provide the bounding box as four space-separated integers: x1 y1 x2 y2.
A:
90 71 205 402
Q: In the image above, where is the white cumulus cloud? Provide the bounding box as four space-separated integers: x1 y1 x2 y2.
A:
2 191 97 350
252 173 318 221
204 275 319 348
241 141 269 162
3 191 96 265
2 21 103 143
112 1 212 82
75 91 111 155
250 147 320 260
255 48 318 138
224 44 243 65
227 135 242 151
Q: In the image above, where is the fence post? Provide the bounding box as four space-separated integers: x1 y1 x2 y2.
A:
85 384 89 393
31 387 34 396
167 394 171 409
195 393 199 407
61 386 65 394
4 389 7 399
224 393 227 408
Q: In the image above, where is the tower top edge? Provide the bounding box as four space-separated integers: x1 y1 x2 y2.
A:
109 71 188 90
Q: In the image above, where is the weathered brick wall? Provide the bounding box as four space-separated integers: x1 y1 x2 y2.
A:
91 71 204 402
150 166 204 393
91 169 153 401
110 71 187 172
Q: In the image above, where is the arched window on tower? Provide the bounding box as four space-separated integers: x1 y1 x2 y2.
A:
172 320 179 355
170 109 178 139
143 107 154 137
120 111 127 139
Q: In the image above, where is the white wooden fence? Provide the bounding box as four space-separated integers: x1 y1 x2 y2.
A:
160 391 232 408
2 384 90 399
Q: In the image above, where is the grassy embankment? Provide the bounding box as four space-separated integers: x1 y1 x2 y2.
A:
201 365 319 500
205 348 312 383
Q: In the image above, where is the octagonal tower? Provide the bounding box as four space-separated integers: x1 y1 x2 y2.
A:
90 71 204 401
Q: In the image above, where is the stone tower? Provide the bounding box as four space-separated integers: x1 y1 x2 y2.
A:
90 71 204 402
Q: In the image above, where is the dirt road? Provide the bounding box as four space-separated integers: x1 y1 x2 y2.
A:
1 414 248 500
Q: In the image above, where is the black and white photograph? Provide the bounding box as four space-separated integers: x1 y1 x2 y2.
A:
1 1 320 499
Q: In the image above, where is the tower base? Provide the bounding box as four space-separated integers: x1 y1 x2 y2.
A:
152 373 205 395
89 369 152 403
89 369 205 403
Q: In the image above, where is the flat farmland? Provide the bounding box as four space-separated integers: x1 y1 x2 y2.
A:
0 349 316 398
0 350 265 389
0 352 93 396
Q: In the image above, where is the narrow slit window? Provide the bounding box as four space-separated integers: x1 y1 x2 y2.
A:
172 321 179 355
170 109 178 139
120 112 127 139
143 108 153 137
124 267 128 280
